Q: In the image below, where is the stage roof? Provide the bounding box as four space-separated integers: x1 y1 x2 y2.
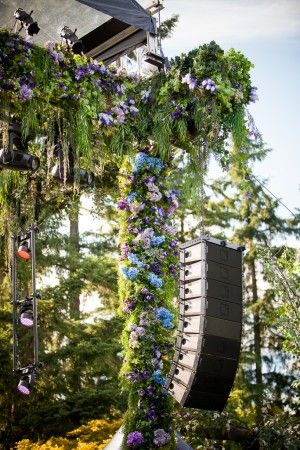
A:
0 0 157 63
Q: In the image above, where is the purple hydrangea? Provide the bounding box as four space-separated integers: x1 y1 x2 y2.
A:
141 86 152 103
201 78 218 94
117 198 128 210
153 429 171 447
147 409 156 421
249 86 258 102
20 84 33 100
171 109 182 120
127 431 144 447
98 112 114 126
182 73 198 91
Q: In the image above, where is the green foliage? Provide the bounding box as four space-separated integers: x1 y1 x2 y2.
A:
258 246 300 357
158 15 179 40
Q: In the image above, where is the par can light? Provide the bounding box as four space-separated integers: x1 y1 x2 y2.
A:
17 240 31 260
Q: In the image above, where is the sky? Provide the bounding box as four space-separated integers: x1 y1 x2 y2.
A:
159 0 300 219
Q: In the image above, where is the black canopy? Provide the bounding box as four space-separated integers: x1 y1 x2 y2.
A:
76 0 155 34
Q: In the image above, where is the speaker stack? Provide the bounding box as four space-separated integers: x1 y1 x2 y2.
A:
166 236 245 411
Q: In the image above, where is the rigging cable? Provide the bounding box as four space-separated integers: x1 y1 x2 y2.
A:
248 173 298 219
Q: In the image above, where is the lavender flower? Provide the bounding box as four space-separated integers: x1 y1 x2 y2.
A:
127 431 144 447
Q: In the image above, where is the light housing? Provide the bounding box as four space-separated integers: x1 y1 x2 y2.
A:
17 240 31 260
19 299 34 328
17 368 36 395
60 26 83 54
14 8 40 36
0 123 40 172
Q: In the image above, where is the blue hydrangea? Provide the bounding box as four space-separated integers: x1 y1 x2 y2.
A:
128 253 144 268
120 266 139 280
133 152 163 173
150 235 165 246
148 273 163 288
127 192 137 203
153 370 166 386
155 307 174 329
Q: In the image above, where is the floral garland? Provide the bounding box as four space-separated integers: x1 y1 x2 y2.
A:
0 30 138 167
118 147 179 449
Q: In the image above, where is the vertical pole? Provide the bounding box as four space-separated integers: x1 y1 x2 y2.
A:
11 236 18 372
31 227 38 365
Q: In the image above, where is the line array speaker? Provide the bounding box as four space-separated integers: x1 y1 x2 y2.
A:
166 236 245 411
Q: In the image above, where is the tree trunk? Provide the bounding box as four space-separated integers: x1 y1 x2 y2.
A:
250 256 263 426
68 203 80 320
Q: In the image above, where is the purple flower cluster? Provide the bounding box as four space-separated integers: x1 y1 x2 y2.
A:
123 298 136 313
249 86 258 102
202 78 218 94
127 431 144 447
182 73 198 91
124 369 150 382
20 83 33 100
153 429 171 447
99 99 138 127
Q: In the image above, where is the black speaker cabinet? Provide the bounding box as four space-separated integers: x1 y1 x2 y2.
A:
166 236 245 411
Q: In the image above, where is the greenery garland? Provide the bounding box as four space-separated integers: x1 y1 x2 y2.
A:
118 146 179 449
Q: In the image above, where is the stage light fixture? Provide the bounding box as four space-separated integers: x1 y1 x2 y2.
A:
17 367 36 395
19 298 34 328
0 124 40 172
14 8 40 36
17 240 31 260
60 26 83 54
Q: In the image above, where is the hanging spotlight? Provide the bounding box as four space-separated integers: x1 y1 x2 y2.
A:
19 298 34 328
14 8 40 36
17 239 31 260
60 26 83 54
0 123 40 172
17 367 36 395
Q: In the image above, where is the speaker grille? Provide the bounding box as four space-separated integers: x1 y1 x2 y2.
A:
166 236 244 411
